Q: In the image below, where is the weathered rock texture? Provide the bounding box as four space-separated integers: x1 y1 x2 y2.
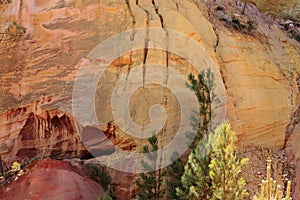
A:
286 96 300 199
0 100 115 168
0 159 104 200
0 0 299 199
0 101 85 164
242 0 300 21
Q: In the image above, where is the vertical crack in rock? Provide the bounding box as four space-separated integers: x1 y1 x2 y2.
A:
125 52 134 83
136 0 150 87
151 0 164 29
124 0 136 83
282 101 300 188
151 0 169 85
151 0 170 173
218 68 228 91
125 0 136 40
282 72 300 150
212 26 220 53
283 104 300 149
158 95 168 174
135 0 150 136
18 0 23 22
211 27 227 90
142 36 149 88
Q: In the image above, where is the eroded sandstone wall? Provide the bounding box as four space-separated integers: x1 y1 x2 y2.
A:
0 0 299 198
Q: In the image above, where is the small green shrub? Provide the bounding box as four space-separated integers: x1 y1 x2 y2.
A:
216 6 224 11
209 122 248 200
176 122 248 200
3 21 26 41
88 165 112 190
99 190 113 200
166 152 185 200
135 135 166 200
223 17 256 34
294 34 300 42
176 142 211 199
0 0 12 5
0 1 27 44
11 161 21 171
231 18 246 30
254 158 292 200
232 18 240 25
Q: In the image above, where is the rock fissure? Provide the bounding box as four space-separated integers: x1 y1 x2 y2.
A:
124 0 136 83
18 0 23 22
150 1 170 170
151 0 169 85
283 104 300 150
125 0 136 41
151 0 164 29
212 26 220 52
135 0 150 87
125 52 134 84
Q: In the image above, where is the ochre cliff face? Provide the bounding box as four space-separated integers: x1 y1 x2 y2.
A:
1 0 298 154
0 0 299 198
216 27 299 148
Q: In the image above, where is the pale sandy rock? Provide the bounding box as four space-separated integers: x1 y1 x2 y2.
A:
286 95 300 199
169 0 217 48
216 29 297 148
287 123 300 199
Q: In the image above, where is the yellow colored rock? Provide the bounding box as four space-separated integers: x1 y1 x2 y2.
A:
216 28 300 147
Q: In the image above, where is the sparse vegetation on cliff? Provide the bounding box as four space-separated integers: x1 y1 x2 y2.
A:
220 16 257 35
186 69 216 149
89 165 113 200
166 151 185 200
209 123 248 200
165 69 218 199
88 165 112 191
0 0 26 43
254 158 292 200
176 141 211 199
0 0 298 199
176 122 248 200
135 135 166 200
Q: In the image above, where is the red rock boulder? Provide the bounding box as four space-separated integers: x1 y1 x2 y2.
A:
0 159 104 200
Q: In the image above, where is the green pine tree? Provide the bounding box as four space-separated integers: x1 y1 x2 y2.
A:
170 69 218 199
209 122 248 200
166 151 185 200
136 135 166 200
88 165 112 191
186 69 219 149
99 190 113 200
177 122 248 200
176 141 212 200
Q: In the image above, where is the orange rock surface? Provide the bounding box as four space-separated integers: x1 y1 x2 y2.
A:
0 0 299 199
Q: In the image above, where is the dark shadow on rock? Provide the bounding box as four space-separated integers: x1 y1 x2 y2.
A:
81 126 116 157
